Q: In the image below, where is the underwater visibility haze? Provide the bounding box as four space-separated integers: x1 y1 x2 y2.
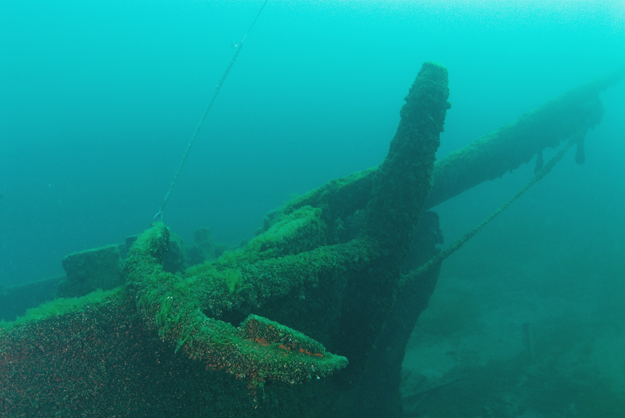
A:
1 0 625 417
1 0 624 283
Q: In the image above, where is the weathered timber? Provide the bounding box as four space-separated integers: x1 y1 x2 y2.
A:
278 67 625 217
0 62 450 418
425 67 625 208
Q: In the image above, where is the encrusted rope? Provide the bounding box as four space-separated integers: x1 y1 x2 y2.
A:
414 129 586 277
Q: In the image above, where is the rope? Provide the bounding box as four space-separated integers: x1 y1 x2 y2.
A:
154 0 270 222
412 130 585 277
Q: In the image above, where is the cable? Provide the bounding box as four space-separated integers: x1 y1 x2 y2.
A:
412 130 585 278
154 0 269 222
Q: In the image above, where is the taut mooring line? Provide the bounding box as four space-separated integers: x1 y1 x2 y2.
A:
154 0 270 222
413 130 586 278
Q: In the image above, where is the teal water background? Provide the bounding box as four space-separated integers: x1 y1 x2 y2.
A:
1 0 624 285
